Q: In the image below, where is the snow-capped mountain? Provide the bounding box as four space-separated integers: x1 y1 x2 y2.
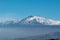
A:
1 16 60 25
20 16 60 25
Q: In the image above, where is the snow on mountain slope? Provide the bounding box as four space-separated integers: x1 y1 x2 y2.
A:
20 16 46 24
20 16 60 25
1 16 60 25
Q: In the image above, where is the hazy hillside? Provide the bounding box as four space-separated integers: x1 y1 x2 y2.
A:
15 32 60 40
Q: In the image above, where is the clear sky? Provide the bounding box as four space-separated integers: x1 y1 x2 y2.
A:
0 0 60 21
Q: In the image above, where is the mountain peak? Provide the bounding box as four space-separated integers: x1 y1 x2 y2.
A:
20 16 60 25
20 16 47 24
1 16 60 25
27 16 41 18
26 16 46 20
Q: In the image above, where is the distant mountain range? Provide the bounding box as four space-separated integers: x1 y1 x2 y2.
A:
0 16 60 27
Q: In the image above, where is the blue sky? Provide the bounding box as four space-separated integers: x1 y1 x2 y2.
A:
0 0 60 21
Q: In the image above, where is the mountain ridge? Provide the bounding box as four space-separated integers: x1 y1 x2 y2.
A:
20 16 60 25
1 16 60 25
